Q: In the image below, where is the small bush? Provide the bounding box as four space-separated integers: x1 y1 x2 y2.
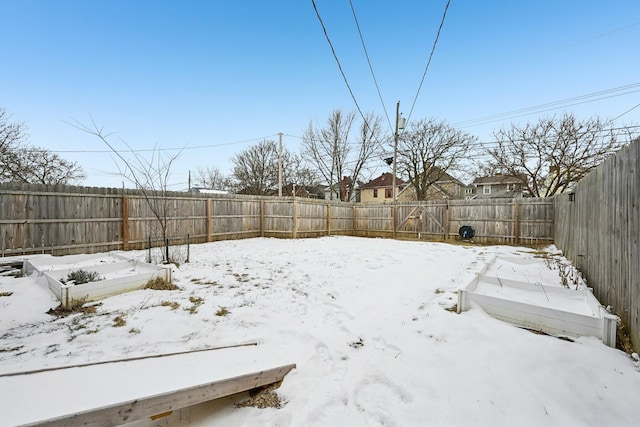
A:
144 277 179 291
61 269 103 285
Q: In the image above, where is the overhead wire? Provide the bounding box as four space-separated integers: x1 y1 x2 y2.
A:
349 0 393 134
405 0 451 126
41 135 280 154
453 82 640 128
311 0 371 132
609 102 640 123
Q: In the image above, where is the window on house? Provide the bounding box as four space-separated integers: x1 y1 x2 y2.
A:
483 185 491 195
373 189 378 198
465 188 473 194
506 184 514 192
385 188 393 198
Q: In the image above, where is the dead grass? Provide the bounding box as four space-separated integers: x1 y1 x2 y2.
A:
215 306 230 316
617 321 636 355
112 314 127 327
190 277 218 285
186 295 204 314
235 382 283 409
144 277 179 291
160 300 180 310
46 301 101 318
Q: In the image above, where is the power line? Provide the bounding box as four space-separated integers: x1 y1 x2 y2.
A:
45 135 279 154
454 82 640 128
311 0 370 130
406 0 451 125
349 0 393 134
610 102 640 123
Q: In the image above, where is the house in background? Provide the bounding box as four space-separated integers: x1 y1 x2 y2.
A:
280 184 325 199
360 173 406 203
397 169 472 201
472 174 526 199
323 177 359 202
361 170 473 203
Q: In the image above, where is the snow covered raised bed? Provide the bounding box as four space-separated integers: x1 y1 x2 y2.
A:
458 256 617 347
24 253 172 308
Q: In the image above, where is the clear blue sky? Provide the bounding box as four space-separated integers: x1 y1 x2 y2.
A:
2 0 639 189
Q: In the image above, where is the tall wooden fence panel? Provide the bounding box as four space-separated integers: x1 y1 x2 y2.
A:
354 199 553 245
354 204 394 238
1 184 553 256
554 139 639 350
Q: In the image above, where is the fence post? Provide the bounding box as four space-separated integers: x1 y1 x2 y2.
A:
260 200 265 238
514 201 520 245
352 204 357 236
444 202 450 240
292 196 298 239
206 199 212 242
122 196 129 250
391 204 397 239
327 202 331 236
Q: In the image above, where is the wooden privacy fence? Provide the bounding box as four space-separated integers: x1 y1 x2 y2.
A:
355 198 553 245
554 138 640 351
0 182 553 257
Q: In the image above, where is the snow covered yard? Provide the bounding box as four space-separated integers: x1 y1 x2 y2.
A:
0 236 639 426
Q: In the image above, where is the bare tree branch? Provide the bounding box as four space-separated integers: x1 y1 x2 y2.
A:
397 118 475 201
302 109 383 200
487 113 632 197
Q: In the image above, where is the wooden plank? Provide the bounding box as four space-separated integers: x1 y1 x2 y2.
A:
513 202 520 245
397 205 422 230
24 364 296 427
122 196 129 250
206 199 212 242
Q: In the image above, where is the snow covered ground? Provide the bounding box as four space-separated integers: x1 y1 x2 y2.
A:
0 236 639 426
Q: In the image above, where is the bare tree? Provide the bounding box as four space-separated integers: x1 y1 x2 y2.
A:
397 118 475 201
194 166 233 191
487 114 631 197
231 139 279 195
230 139 320 196
0 108 85 184
9 148 85 184
73 118 182 262
302 110 383 201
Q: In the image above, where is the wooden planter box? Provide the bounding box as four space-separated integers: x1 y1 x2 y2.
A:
25 253 172 308
458 256 617 347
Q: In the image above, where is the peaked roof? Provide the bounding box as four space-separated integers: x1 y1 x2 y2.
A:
361 173 404 189
423 167 465 186
473 174 526 185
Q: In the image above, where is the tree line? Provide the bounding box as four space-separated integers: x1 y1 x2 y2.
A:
1 107 637 200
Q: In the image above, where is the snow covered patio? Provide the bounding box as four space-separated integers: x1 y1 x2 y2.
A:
0 236 638 426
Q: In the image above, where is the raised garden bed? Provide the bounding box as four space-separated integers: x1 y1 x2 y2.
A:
24 253 172 308
458 256 617 347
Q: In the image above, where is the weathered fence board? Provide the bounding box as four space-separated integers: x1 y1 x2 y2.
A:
554 138 639 351
1 183 553 258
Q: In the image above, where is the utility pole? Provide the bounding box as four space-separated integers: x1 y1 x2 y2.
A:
392 102 405 201
278 132 283 197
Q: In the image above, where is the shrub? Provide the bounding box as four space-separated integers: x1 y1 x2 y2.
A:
61 269 103 285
